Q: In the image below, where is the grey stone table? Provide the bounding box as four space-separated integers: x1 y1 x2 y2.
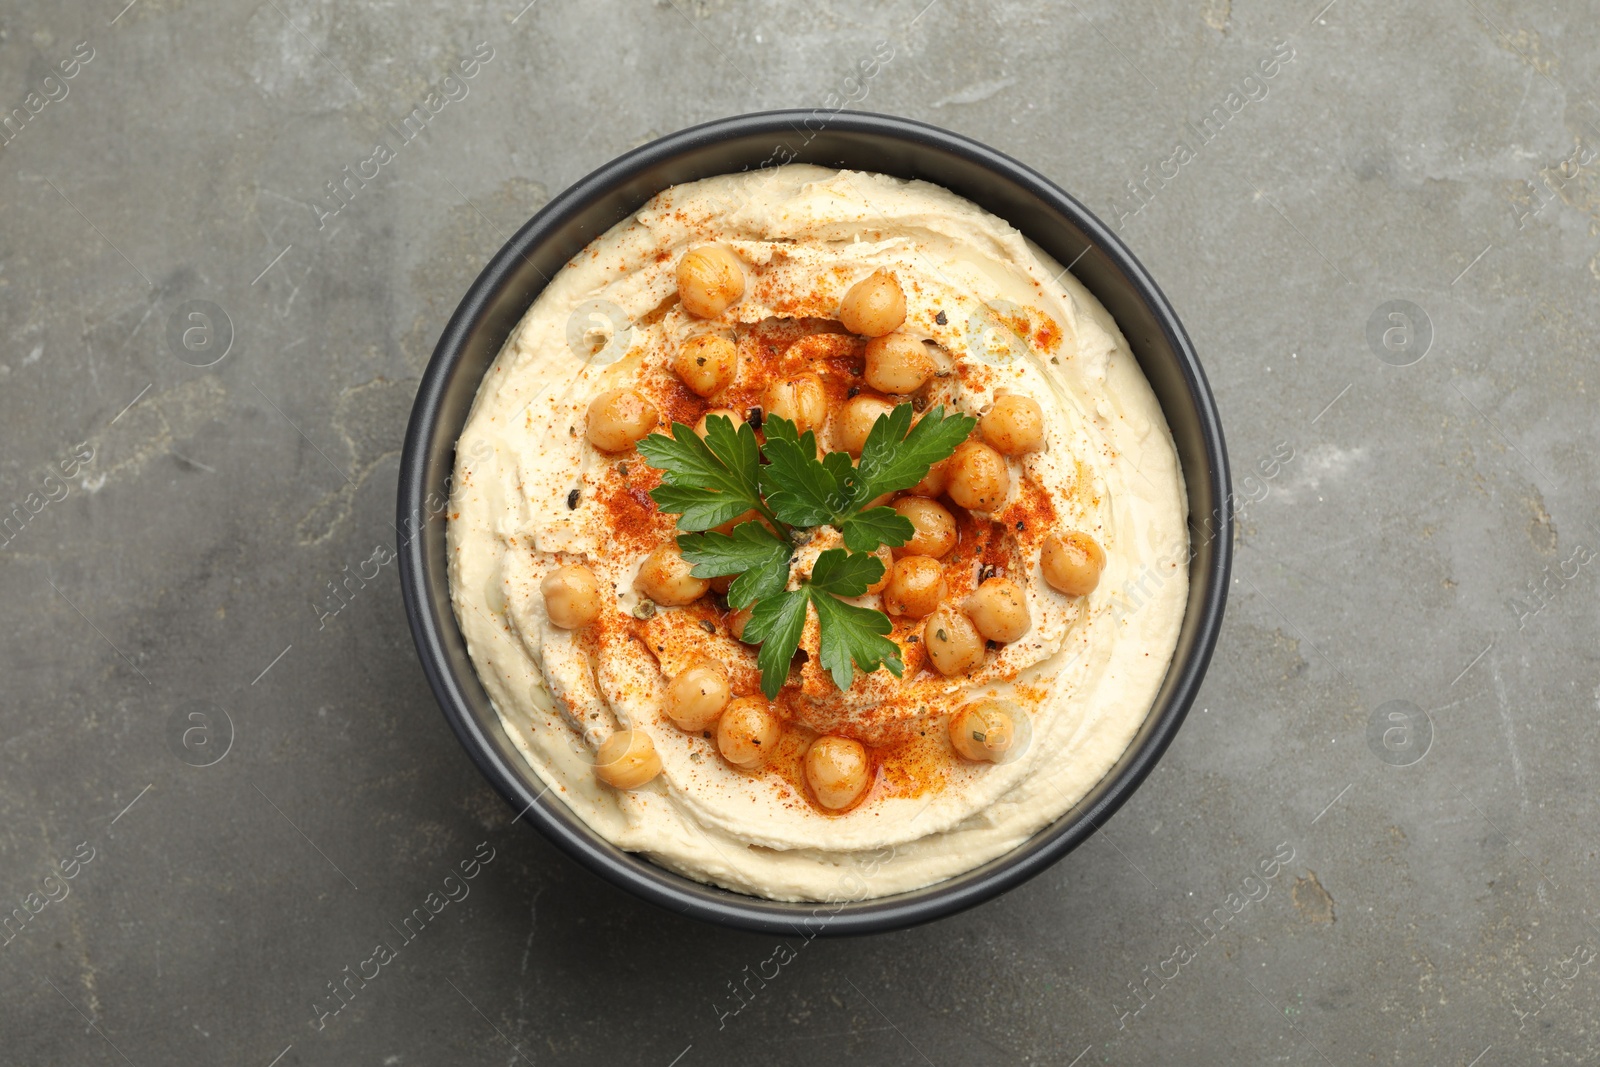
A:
3 0 1596 1063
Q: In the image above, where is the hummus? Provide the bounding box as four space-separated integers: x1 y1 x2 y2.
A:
447 165 1189 902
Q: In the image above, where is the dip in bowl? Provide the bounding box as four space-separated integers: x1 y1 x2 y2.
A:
399 111 1230 935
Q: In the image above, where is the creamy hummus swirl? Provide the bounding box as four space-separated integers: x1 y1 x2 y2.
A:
448 165 1188 901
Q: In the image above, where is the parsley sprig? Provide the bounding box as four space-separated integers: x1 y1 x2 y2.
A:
634 415 784 535
743 548 902 694
637 402 976 697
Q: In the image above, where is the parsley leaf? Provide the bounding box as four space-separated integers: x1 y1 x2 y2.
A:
849 404 977 510
812 593 903 692
840 506 915 553
646 485 753 532
746 404 978 553
822 451 856 493
638 416 773 533
807 546 885 598
758 415 845 527
742 589 810 698
677 521 792 609
736 399 972 550
736 549 903 697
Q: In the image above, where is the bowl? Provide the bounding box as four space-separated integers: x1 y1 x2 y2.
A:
398 109 1231 936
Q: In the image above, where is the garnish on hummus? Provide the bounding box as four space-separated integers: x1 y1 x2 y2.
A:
448 166 1189 901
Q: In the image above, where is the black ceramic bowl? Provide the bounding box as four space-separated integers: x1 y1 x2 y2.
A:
398 110 1231 936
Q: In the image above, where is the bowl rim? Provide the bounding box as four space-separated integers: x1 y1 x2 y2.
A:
398 108 1231 936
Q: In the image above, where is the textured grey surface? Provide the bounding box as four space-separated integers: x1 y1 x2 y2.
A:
3 0 1598 1063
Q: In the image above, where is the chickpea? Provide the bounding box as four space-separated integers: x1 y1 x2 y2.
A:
863 332 935 394
838 270 906 337
804 736 871 810
963 577 1031 643
908 456 949 498
672 334 738 397
541 564 603 629
883 557 945 618
717 696 782 769
865 545 894 595
1041 532 1106 597
633 542 709 606
585 389 659 453
891 496 957 559
947 701 1016 763
924 605 983 677
763 373 827 433
593 729 662 789
981 395 1046 455
730 606 755 642
694 408 746 438
665 662 731 731
946 440 1011 512
829 394 894 457
676 244 745 319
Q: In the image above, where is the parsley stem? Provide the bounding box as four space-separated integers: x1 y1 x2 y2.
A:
756 503 791 542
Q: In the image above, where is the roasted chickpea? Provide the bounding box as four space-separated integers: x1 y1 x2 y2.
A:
865 545 894 595
633 543 709 606
863 331 935 394
694 408 746 438
541 564 602 629
838 270 906 337
672 334 738 397
891 496 957 559
946 440 1010 512
981 395 1046 455
908 456 950 498
829 395 894 456
730 606 755 642
1041 532 1105 597
763 373 827 433
665 662 731 731
804 736 871 810
717 697 782 769
884 556 945 618
593 729 662 789
963 577 1031 643
585 389 658 453
676 244 745 318
924 605 983 677
947 701 1016 763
